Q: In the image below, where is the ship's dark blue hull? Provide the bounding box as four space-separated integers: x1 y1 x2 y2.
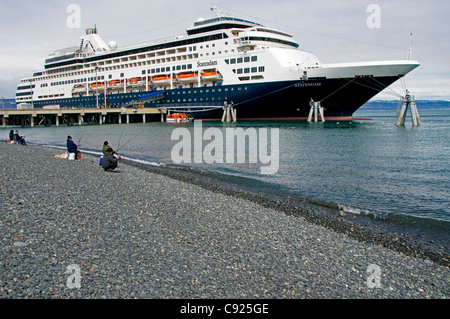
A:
30 75 402 121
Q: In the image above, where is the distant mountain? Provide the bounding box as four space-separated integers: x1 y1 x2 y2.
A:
1 98 449 110
362 100 450 110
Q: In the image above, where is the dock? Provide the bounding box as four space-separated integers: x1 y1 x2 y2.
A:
0 107 167 127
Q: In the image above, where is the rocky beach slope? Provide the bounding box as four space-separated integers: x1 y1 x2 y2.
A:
0 143 448 299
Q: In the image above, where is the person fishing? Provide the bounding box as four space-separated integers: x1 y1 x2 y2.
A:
66 135 82 160
102 141 116 155
101 147 119 171
14 130 27 145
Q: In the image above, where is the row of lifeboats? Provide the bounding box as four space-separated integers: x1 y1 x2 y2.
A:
145 71 222 85
82 71 222 90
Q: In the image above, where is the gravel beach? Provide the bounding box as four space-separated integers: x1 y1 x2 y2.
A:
0 142 449 299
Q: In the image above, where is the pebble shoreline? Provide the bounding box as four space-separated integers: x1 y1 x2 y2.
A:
0 143 449 299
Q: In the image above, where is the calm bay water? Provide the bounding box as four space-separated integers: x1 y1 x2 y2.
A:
4 108 450 230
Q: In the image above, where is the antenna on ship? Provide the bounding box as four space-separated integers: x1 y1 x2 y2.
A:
211 5 232 17
406 30 413 60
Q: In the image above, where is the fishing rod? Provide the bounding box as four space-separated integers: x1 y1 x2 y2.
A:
77 127 87 145
117 129 124 152
109 133 137 168
117 134 139 153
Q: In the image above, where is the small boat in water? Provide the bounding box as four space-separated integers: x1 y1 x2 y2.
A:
166 113 193 123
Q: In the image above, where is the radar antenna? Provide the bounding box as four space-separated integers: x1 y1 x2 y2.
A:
211 5 233 17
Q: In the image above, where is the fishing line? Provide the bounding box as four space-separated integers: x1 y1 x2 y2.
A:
117 134 139 152
77 127 87 145
117 128 125 152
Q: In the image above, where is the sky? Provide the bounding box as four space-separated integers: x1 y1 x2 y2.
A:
0 0 449 100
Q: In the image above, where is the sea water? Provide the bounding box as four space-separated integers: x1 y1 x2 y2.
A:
4 108 449 231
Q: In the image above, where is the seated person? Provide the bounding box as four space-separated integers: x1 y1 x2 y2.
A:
14 130 26 145
9 130 14 142
101 147 119 171
66 135 81 160
102 141 116 155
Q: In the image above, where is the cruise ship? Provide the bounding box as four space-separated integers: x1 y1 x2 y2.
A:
15 7 419 120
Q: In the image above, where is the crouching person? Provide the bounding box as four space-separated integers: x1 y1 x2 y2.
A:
101 147 119 171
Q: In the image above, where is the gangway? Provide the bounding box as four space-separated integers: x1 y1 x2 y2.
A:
121 91 165 108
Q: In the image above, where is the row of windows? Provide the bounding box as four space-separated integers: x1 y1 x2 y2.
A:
225 56 258 64
16 91 33 97
17 84 35 90
105 96 230 106
247 36 299 48
233 66 265 74
99 86 247 99
37 85 250 103
142 64 193 75
50 76 106 86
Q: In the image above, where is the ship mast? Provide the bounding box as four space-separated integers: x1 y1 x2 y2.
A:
406 31 413 60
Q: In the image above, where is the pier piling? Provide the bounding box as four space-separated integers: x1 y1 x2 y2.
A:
307 99 325 122
222 103 237 122
396 90 421 126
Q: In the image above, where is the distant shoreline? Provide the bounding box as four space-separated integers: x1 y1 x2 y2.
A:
1 98 450 110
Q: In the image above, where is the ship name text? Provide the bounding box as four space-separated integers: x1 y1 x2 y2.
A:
295 82 321 87
197 60 218 67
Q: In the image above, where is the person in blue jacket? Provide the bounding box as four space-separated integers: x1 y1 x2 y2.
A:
14 130 27 145
66 135 81 160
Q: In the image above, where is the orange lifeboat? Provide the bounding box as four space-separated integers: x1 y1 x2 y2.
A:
177 72 198 83
166 113 193 123
107 80 123 89
152 75 171 85
127 77 145 87
90 82 104 88
201 71 222 81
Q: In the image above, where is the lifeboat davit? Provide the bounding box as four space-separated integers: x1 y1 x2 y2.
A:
72 84 86 93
